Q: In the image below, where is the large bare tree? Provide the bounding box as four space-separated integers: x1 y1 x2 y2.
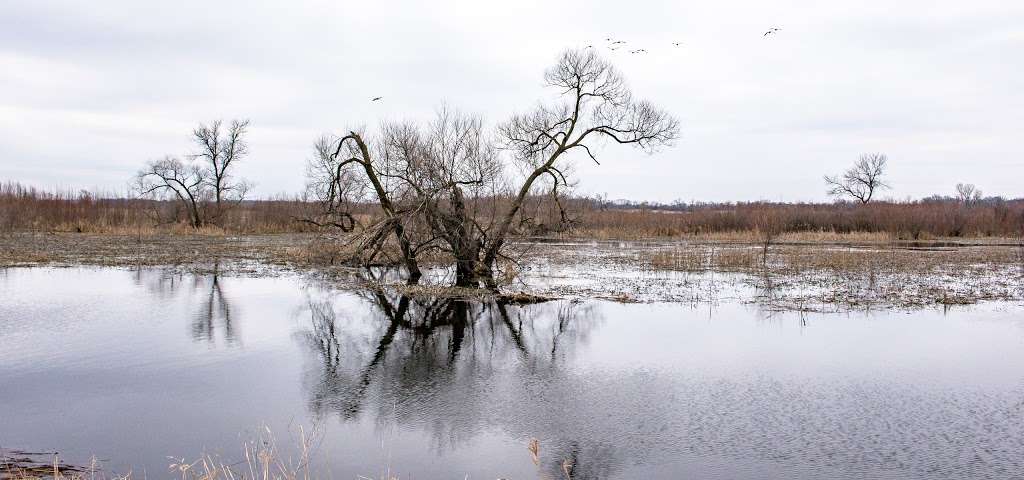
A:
313 49 678 288
491 50 678 257
825 153 890 204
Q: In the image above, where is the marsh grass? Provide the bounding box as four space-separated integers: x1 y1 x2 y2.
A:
634 241 1024 308
571 199 1024 240
168 427 323 480
648 246 761 272
2 427 404 480
5 181 1023 240
3 431 584 480
1 231 1019 308
647 243 1020 275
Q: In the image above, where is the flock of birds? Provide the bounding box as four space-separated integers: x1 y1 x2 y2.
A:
587 26 782 55
369 27 781 102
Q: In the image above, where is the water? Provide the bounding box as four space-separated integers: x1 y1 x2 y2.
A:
2 267 1023 479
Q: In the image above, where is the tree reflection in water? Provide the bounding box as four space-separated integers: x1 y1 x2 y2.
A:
190 263 237 345
295 289 613 478
132 264 238 346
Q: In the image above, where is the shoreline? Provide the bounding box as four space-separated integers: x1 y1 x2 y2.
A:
2 232 1022 310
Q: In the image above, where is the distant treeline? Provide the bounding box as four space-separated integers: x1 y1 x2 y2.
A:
571 197 1024 239
2 181 1022 239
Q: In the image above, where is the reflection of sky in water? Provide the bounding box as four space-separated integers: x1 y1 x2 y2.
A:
1 267 1023 479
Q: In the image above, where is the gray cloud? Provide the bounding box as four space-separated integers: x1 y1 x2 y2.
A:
1 0 1021 201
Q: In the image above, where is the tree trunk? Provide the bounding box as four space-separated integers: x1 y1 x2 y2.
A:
188 201 203 229
453 258 478 287
347 133 422 284
394 222 422 283
447 186 484 287
452 257 496 290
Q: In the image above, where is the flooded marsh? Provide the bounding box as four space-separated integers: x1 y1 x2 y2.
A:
2 267 1024 479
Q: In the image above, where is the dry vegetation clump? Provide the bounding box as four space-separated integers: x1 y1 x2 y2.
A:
648 246 761 272
1 451 117 480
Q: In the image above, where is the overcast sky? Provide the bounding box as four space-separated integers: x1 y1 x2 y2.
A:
1 0 1021 202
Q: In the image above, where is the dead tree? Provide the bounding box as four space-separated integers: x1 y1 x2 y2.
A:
134 156 208 228
825 153 890 204
192 119 252 221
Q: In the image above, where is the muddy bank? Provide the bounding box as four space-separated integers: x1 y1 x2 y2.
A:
0 450 86 480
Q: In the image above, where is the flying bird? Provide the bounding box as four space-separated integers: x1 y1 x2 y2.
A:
371 96 383 102
764 27 781 36
672 42 683 47
609 40 626 45
629 49 647 54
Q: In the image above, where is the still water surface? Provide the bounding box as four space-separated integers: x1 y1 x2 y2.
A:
1 267 1023 479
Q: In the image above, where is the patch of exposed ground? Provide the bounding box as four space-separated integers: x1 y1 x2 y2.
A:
1 233 1022 310
0 450 88 480
0 232 312 272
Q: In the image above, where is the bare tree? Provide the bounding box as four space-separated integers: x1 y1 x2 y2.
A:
315 49 678 288
134 156 208 228
825 153 890 204
322 129 425 281
307 111 498 283
955 183 982 204
192 119 252 220
303 135 366 232
134 120 252 229
386 107 504 286
477 49 678 285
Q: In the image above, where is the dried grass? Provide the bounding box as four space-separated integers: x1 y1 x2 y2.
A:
2 427 405 480
4 181 1023 241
